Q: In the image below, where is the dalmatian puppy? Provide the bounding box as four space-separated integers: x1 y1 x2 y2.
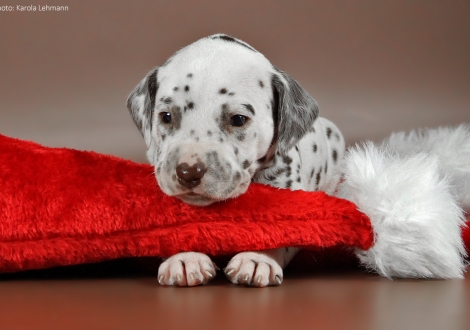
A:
127 34 345 287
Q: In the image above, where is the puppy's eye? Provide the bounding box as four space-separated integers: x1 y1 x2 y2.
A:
230 114 248 127
160 112 172 124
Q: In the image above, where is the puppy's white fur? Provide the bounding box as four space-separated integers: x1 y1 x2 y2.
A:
338 124 469 279
128 34 345 287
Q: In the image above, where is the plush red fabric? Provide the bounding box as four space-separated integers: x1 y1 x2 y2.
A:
0 134 371 272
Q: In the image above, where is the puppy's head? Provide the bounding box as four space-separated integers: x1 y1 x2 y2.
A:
127 34 319 206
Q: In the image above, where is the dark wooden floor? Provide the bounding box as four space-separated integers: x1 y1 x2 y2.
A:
0 259 468 330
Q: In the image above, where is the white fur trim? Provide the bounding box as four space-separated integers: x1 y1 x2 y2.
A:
381 124 470 211
338 137 467 279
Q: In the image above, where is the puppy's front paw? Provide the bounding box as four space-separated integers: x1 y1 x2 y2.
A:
225 252 283 287
158 252 217 286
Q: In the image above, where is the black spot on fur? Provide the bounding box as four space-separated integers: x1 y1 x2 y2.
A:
228 92 235 96
161 134 166 141
234 171 241 180
325 163 328 173
335 133 341 141
266 174 276 181
316 169 322 186
296 177 301 183
286 166 292 177
242 160 251 169
259 80 265 88
184 85 190 92
211 34 257 52
219 88 227 94
187 102 194 110
219 103 231 132
332 149 338 163
313 144 318 153
190 130 195 136
173 87 179 92
234 147 239 155
242 104 255 116
282 155 293 165
236 132 246 141
162 97 172 104
310 168 315 178
326 127 332 139
170 106 182 131
187 73 193 78
285 180 292 188
207 130 212 136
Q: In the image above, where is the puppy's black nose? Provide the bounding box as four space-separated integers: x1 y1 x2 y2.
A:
176 162 206 188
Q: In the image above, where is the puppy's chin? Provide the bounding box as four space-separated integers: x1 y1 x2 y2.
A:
174 188 247 206
175 193 218 206
169 181 251 206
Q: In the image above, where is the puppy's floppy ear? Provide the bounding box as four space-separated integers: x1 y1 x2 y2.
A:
126 67 159 148
271 69 319 154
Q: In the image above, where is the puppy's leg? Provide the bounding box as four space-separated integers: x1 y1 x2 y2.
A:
225 247 299 287
158 252 218 286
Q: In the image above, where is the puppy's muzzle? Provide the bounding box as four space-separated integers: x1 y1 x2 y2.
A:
176 161 206 189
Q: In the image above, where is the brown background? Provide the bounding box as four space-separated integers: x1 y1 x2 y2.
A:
1 0 469 162
1 1 470 329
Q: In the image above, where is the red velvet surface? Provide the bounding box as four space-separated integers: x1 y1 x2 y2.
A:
0 134 422 273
